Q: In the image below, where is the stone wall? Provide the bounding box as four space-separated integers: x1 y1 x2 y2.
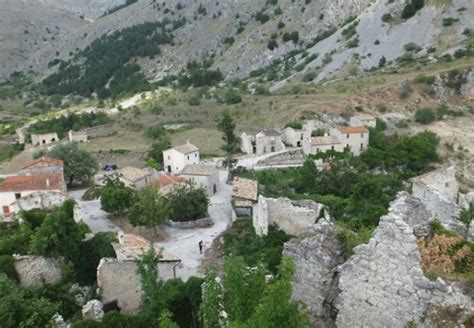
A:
14 255 63 287
253 195 328 236
255 149 305 167
13 190 67 213
335 192 474 327
412 166 459 202
97 258 179 314
283 219 343 327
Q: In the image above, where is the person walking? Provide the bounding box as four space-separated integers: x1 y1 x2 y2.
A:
199 240 203 254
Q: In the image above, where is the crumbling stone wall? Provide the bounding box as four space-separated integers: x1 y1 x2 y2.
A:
253 195 328 236
335 192 474 327
255 149 305 167
283 219 344 327
14 255 62 287
13 191 67 213
97 258 179 314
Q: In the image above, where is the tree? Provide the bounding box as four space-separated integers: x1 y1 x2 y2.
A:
129 186 172 234
137 247 164 321
217 111 238 170
200 268 226 328
147 138 172 169
42 142 98 186
100 176 136 225
298 159 318 193
168 184 209 222
457 203 473 238
29 199 83 261
401 3 416 19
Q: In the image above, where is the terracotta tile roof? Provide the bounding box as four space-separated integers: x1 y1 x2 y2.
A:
118 166 152 183
0 172 64 192
311 136 341 146
22 156 63 170
232 177 258 202
155 175 188 187
337 126 369 134
180 164 216 176
172 143 199 154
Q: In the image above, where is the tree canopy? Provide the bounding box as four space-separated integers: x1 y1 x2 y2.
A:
129 186 172 233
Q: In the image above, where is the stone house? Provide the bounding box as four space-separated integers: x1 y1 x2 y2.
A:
255 129 285 155
98 232 181 313
350 114 377 128
31 132 59 146
68 129 88 143
162 141 200 174
283 127 311 147
240 132 255 155
0 157 66 219
330 126 369 156
117 166 154 190
179 164 219 195
302 135 343 156
232 177 258 217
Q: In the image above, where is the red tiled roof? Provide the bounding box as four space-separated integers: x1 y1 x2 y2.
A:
0 173 64 192
155 175 188 187
22 156 63 169
337 126 369 134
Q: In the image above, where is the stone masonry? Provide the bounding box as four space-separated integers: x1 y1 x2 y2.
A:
14 255 63 287
335 192 474 327
253 195 329 236
283 218 344 327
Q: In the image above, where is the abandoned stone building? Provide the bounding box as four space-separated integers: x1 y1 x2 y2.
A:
283 127 311 147
162 141 200 174
31 132 59 146
68 129 88 143
179 164 219 195
232 177 258 217
240 129 285 155
0 157 66 219
98 232 181 313
350 114 377 128
117 166 154 190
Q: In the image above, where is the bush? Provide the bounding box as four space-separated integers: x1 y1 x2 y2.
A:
404 42 422 52
414 75 436 85
442 17 459 27
415 107 436 124
381 13 393 23
267 39 278 50
0 255 19 282
284 121 302 129
282 31 299 44
401 3 417 19
224 90 242 104
399 83 413 99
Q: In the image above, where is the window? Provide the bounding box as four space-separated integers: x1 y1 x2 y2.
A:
195 153 197 157
187 155 190 160
331 146 334 151
361 133 364 138
360 143 364 150
346 134 349 139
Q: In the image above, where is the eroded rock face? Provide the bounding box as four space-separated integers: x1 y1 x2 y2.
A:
335 192 474 327
82 300 104 321
283 219 344 327
460 69 474 100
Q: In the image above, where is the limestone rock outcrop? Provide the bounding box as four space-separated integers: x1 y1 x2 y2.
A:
14 255 63 287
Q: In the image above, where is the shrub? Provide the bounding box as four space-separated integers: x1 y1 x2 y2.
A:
414 75 436 85
284 121 302 129
223 36 235 45
255 11 270 24
442 17 459 27
282 31 299 44
399 83 413 99
267 39 278 50
404 42 422 52
224 90 242 104
401 3 416 19
415 107 436 124
381 13 393 22
277 21 285 29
